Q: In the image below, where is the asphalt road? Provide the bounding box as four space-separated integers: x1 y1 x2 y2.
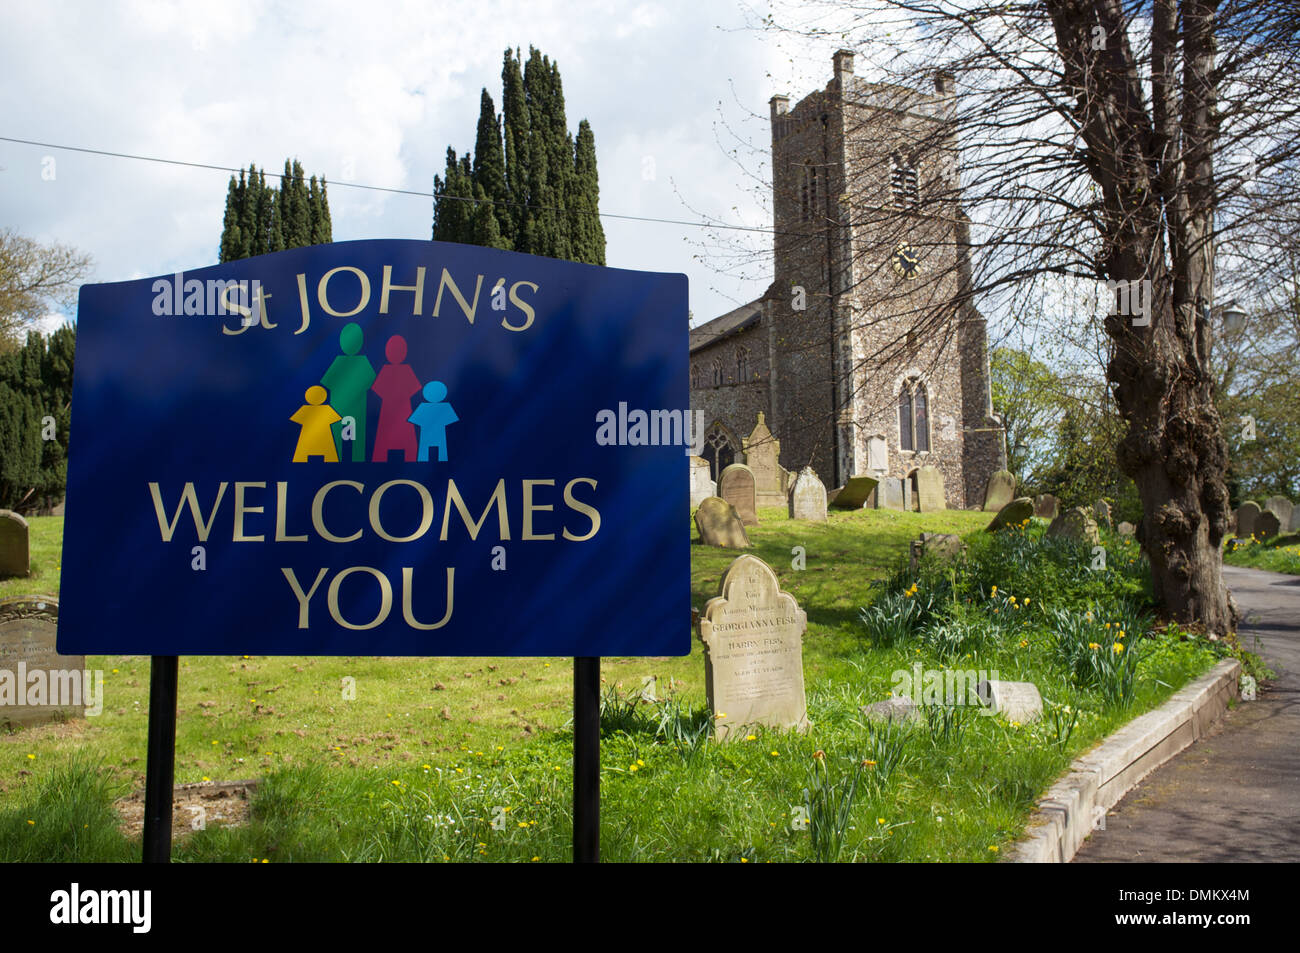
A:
1073 564 1300 863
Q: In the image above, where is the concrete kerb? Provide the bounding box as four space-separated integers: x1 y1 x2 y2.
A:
1006 657 1241 863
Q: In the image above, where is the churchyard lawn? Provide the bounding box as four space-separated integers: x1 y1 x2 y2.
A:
0 510 1253 862
1223 533 1300 576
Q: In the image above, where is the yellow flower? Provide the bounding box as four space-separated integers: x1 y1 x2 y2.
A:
1113 643 1124 654
26 754 34 760
988 845 999 852
1085 611 1094 622
1023 598 1030 606
745 734 756 741
26 820 34 826
531 856 540 862
1019 639 1029 648
770 751 779 757
629 764 639 772
741 858 750 863
877 817 886 825
637 759 645 767
991 586 998 595
1089 642 1101 650
863 759 877 768
1009 596 1016 604
1117 630 1125 639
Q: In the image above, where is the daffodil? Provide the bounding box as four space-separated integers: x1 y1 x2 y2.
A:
1113 643 1124 654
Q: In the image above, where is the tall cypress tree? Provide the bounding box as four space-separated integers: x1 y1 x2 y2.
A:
219 160 332 262
572 120 606 266
472 89 511 247
501 48 531 247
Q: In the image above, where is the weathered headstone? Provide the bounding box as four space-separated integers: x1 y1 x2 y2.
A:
909 532 965 571
1235 501 1261 538
1033 494 1059 520
688 456 714 509
860 695 921 725
1117 521 1135 537
876 476 905 511
1093 499 1112 529
0 510 30 579
867 435 889 473
743 413 790 508
1265 496 1293 531
718 463 758 526
982 470 1015 512
787 466 828 521
986 497 1033 533
0 598 87 728
915 466 946 512
698 554 809 742
830 475 879 510
1256 511 1281 540
1047 506 1102 547
1291 507 1300 533
976 679 1042 723
694 497 750 549
902 479 913 512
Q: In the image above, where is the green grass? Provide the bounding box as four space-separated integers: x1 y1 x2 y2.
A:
0 509 1239 862
0 515 63 601
1223 532 1300 575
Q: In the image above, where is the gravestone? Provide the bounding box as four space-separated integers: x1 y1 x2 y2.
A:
1093 499 1112 529
1265 496 1293 531
742 414 790 508
1235 501 1261 538
902 479 912 512
1033 494 1059 520
987 497 1034 532
983 470 1015 512
787 467 828 521
975 679 1042 723
915 466 946 512
697 554 809 742
0 510 30 578
1047 506 1102 547
0 598 87 728
718 463 758 526
1291 507 1300 533
830 475 878 510
876 477 905 511
694 497 750 549
688 456 713 508
1117 521 1135 537
1256 511 1280 540
909 533 965 572
860 695 921 725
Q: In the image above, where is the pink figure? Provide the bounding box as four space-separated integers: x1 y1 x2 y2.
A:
370 335 422 462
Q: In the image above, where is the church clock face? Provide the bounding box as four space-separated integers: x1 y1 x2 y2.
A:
892 243 923 280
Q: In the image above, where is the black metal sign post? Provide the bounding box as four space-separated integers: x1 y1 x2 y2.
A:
142 655 179 863
573 656 600 863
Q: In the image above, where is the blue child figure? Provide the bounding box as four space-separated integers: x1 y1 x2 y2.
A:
408 381 459 462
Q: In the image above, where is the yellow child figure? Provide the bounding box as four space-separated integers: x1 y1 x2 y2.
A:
291 386 342 462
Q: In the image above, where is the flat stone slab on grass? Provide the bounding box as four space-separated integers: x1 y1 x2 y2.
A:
987 497 1033 532
860 695 921 725
831 475 878 509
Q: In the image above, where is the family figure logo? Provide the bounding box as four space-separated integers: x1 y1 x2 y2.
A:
290 322 459 463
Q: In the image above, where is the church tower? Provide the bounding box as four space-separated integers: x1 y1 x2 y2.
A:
690 51 1004 506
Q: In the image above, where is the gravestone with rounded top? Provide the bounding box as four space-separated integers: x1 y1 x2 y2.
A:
718 463 758 526
0 511 30 579
695 497 750 549
1236 501 1261 538
1256 510 1281 539
1093 499 1112 529
983 470 1016 512
1265 496 1293 531
0 597 86 728
697 554 809 743
787 466 828 521
1047 506 1102 546
987 497 1034 533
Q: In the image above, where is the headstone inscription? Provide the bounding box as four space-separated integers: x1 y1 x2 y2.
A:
0 598 87 728
697 554 809 742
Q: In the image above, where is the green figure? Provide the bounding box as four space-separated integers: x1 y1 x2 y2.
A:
320 322 376 462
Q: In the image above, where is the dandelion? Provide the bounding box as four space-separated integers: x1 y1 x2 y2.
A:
988 845 999 853
1019 639 1029 648
26 820 34 826
26 754 34 760
531 856 540 862
741 858 750 864
745 734 756 741
877 817 886 825
863 759 877 768
629 764 639 773
518 822 529 828
770 751 779 757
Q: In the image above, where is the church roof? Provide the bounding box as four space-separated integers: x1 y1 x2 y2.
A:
688 297 765 353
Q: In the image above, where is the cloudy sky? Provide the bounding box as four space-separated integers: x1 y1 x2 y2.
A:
2 0 859 333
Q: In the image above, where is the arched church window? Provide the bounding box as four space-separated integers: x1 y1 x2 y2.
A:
736 346 749 381
711 358 723 387
899 377 930 452
891 152 918 211
705 425 737 482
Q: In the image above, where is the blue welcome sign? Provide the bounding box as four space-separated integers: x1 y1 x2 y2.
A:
58 240 690 656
